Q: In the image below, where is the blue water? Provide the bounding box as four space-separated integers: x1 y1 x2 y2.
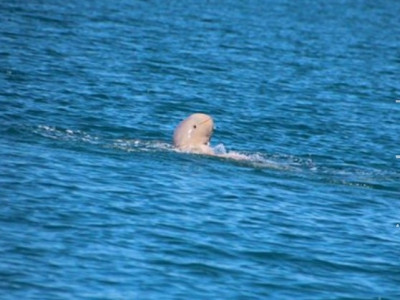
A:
1 0 400 299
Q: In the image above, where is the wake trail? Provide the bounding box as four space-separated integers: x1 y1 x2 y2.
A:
32 125 399 189
32 125 314 170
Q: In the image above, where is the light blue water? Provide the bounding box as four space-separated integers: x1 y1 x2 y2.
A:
1 0 400 299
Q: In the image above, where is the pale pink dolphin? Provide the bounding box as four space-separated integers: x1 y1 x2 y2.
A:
173 113 214 154
172 113 283 167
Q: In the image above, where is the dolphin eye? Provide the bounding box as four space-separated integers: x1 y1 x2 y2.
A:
193 125 197 129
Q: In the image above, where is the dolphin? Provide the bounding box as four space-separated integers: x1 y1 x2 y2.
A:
172 113 285 167
173 113 214 154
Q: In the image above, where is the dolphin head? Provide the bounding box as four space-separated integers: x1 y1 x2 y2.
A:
173 113 214 152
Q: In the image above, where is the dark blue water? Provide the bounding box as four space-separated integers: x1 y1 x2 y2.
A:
1 0 400 299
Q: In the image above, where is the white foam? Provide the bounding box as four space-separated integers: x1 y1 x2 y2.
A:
210 144 296 170
111 139 174 153
35 125 100 145
213 143 227 155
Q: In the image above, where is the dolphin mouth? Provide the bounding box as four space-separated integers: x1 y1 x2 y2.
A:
198 117 212 126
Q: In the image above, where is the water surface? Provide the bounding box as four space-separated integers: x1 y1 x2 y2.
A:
1 0 400 299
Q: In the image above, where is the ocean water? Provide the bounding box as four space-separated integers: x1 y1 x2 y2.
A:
1 0 399 299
